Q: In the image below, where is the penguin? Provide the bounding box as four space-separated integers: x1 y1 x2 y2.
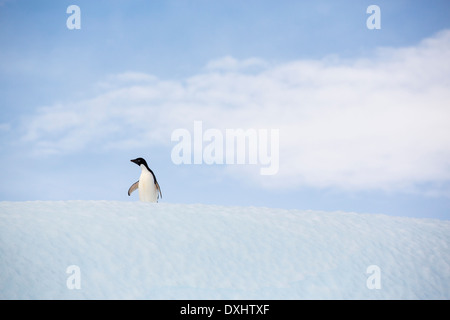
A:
128 157 162 202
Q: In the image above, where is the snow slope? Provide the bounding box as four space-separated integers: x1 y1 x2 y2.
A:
0 201 449 299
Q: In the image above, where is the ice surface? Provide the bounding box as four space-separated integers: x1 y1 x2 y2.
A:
0 201 449 299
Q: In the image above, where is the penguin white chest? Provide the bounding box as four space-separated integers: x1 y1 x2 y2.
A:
138 166 158 202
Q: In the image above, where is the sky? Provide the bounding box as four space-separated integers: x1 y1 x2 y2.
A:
1 0 450 219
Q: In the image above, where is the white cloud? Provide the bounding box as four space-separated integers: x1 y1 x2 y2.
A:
20 30 450 195
205 56 268 72
95 72 159 91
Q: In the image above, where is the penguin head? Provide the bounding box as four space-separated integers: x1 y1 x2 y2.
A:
131 157 147 166
131 157 152 172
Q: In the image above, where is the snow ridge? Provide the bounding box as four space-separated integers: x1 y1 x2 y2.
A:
0 201 449 299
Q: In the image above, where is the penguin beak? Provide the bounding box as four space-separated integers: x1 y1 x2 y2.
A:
130 159 139 165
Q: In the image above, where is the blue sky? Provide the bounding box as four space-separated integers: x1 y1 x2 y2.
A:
1 0 450 219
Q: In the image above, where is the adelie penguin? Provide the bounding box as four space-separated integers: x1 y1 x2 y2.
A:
128 157 162 202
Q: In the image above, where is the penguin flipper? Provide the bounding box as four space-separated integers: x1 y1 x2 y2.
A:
156 181 162 200
128 181 139 196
